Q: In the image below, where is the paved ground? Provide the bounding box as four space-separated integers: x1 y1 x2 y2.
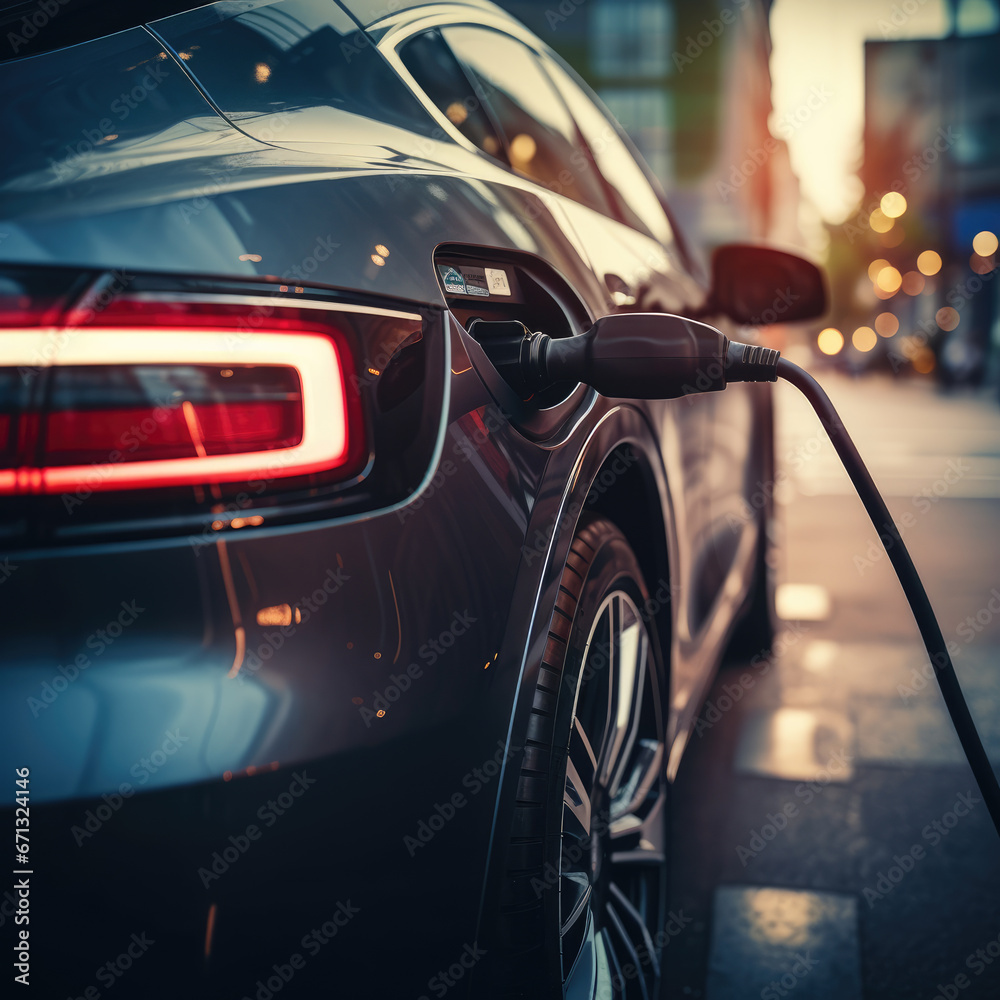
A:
663 367 1000 999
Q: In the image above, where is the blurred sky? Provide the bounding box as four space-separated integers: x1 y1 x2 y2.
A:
769 0 999 228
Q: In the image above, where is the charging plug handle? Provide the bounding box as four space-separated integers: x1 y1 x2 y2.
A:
470 313 780 400
524 313 779 399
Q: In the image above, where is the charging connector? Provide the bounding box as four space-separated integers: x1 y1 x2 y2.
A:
471 313 781 399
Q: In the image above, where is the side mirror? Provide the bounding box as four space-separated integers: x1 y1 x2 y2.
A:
709 244 827 325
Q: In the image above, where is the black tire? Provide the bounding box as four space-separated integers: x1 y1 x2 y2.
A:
495 516 669 999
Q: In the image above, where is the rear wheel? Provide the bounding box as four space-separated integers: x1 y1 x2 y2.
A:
496 516 668 999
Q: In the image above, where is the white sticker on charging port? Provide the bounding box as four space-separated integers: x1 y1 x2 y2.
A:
484 268 512 296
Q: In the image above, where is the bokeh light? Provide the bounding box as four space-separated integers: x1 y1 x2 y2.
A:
817 328 844 355
917 250 942 276
868 258 890 281
445 102 468 125
869 208 894 233
509 133 537 164
852 326 877 352
972 231 998 257
874 312 898 337
901 271 925 295
970 254 996 275
875 266 902 293
913 349 936 374
880 192 907 218
935 307 960 331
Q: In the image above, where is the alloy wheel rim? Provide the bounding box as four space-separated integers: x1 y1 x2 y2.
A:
560 591 666 1000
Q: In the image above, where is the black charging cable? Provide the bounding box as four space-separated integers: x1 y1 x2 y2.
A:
474 311 1000 838
773 357 1000 839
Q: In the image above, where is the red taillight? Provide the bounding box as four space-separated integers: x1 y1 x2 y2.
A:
0 328 356 493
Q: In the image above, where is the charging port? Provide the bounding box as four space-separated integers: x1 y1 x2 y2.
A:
466 318 576 407
435 249 590 411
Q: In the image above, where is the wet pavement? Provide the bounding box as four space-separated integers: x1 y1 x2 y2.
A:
664 367 1000 999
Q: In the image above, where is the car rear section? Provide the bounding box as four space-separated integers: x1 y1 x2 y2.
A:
0 8 556 997
0 3 766 997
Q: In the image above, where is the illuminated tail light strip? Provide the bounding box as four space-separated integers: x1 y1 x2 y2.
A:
0 329 350 493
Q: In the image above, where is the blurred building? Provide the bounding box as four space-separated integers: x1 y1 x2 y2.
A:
497 0 805 261
858 29 1000 385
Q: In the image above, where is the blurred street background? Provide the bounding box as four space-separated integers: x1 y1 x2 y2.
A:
495 0 1000 995
665 369 1000 999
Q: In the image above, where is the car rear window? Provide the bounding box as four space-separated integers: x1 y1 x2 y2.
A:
149 0 440 140
0 26 223 189
0 0 202 61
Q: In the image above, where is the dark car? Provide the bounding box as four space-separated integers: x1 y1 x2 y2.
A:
0 2 822 997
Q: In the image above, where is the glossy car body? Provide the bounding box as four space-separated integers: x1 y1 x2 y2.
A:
0 1 774 996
